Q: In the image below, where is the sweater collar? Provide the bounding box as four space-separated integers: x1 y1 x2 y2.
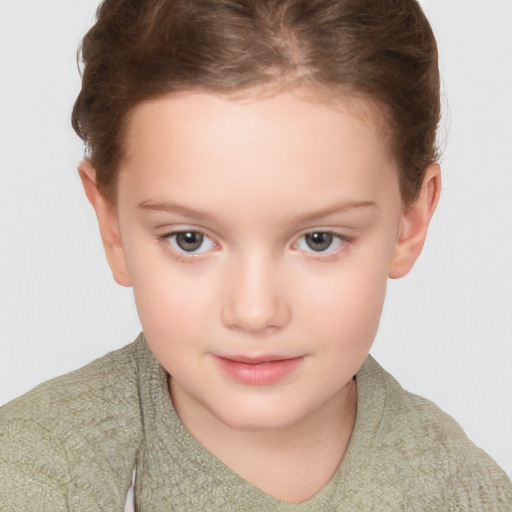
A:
134 334 386 510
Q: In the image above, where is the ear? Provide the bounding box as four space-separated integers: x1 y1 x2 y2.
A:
388 164 441 279
78 160 132 287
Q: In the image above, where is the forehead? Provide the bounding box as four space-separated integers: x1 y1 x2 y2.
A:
118 89 400 219
124 86 391 155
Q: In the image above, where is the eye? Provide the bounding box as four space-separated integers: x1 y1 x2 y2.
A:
168 231 216 254
295 231 346 253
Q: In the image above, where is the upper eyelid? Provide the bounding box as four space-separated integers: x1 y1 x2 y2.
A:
292 229 350 243
160 226 218 241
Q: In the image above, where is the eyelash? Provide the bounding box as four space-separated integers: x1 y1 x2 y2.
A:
157 229 351 263
293 231 351 261
157 229 217 263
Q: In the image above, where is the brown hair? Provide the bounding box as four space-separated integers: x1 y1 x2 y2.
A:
72 0 440 204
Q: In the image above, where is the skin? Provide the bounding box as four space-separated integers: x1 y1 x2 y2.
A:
80 89 440 502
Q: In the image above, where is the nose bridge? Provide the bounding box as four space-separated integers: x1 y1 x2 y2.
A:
221 248 290 332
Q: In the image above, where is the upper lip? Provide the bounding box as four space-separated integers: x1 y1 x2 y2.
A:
214 354 303 365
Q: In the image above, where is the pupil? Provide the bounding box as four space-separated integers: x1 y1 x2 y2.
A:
306 232 332 252
176 232 203 251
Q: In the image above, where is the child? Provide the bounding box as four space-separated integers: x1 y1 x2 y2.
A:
1 0 511 510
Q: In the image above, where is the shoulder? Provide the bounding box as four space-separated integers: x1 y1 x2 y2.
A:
1 336 143 434
0 335 145 511
354 356 512 509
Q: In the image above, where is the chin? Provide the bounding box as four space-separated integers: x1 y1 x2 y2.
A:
210 401 307 433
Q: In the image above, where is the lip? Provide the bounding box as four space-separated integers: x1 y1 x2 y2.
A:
212 354 304 385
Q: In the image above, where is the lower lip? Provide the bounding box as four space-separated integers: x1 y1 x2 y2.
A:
213 356 304 385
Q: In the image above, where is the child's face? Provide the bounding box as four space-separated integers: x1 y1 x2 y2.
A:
95 90 413 432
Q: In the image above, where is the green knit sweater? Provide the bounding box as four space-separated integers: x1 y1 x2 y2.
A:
1 334 511 511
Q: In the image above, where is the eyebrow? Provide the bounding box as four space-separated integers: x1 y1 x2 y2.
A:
290 200 377 224
138 200 221 222
138 199 377 224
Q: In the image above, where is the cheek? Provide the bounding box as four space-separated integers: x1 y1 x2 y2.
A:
127 251 215 346
300 257 389 349
131 269 215 381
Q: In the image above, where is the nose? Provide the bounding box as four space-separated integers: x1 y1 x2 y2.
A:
220 253 291 333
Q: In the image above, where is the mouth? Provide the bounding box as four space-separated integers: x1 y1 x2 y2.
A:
212 354 304 385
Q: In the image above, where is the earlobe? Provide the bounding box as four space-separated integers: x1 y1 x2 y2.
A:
388 164 441 279
78 160 132 287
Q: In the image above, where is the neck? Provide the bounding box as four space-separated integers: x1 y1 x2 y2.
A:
170 377 358 503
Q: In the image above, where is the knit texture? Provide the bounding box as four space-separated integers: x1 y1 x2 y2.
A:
1 334 511 511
